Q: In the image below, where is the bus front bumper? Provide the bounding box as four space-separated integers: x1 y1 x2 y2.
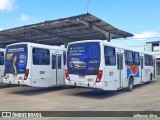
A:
3 78 31 86
66 80 104 89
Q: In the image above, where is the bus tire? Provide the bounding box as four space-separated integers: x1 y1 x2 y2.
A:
127 77 134 92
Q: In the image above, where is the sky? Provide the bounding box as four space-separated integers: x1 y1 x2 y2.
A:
0 0 160 51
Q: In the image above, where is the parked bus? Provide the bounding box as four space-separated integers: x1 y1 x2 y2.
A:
3 42 66 87
0 48 5 83
65 40 155 91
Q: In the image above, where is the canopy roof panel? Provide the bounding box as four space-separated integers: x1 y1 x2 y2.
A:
0 13 133 48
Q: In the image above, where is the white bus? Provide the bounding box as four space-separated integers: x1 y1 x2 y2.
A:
0 48 5 83
3 42 66 87
65 40 155 91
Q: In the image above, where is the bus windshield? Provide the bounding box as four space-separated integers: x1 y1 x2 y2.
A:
67 42 100 75
5 44 28 74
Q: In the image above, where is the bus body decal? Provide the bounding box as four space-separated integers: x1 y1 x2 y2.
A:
67 42 100 75
5 44 28 74
127 66 140 78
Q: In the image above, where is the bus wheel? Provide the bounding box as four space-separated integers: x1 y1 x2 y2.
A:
148 74 152 84
127 77 133 92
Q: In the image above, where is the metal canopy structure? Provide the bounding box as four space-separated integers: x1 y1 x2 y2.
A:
0 13 133 48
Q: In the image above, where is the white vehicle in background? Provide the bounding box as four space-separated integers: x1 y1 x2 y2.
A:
0 48 5 83
69 58 86 69
4 42 66 87
65 40 156 91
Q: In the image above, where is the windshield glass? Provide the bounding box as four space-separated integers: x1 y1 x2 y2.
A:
5 44 28 74
67 42 100 75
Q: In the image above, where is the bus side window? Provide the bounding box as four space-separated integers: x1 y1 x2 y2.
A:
149 55 153 66
0 52 4 65
134 52 140 66
144 54 148 66
33 48 50 65
104 46 116 66
125 50 134 65
144 54 152 66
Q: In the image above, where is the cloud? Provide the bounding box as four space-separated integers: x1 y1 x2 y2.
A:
0 28 3 31
134 31 160 40
0 0 16 11
20 14 30 22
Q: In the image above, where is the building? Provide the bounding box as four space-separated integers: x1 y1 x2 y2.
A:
146 41 160 77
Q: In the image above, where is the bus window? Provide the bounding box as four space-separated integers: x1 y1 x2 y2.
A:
145 54 149 66
125 50 134 65
144 54 152 66
58 56 61 69
149 55 153 66
52 55 56 69
104 46 116 66
0 52 4 65
134 52 140 66
33 48 50 65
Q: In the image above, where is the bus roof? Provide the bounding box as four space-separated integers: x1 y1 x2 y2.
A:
68 40 154 56
6 42 66 51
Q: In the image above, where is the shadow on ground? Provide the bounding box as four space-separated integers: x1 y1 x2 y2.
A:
8 80 157 98
67 81 156 99
9 86 75 96
0 84 19 89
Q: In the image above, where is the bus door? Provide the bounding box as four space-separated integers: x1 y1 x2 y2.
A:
153 59 156 79
140 56 144 83
52 54 63 85
117 52 123 88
